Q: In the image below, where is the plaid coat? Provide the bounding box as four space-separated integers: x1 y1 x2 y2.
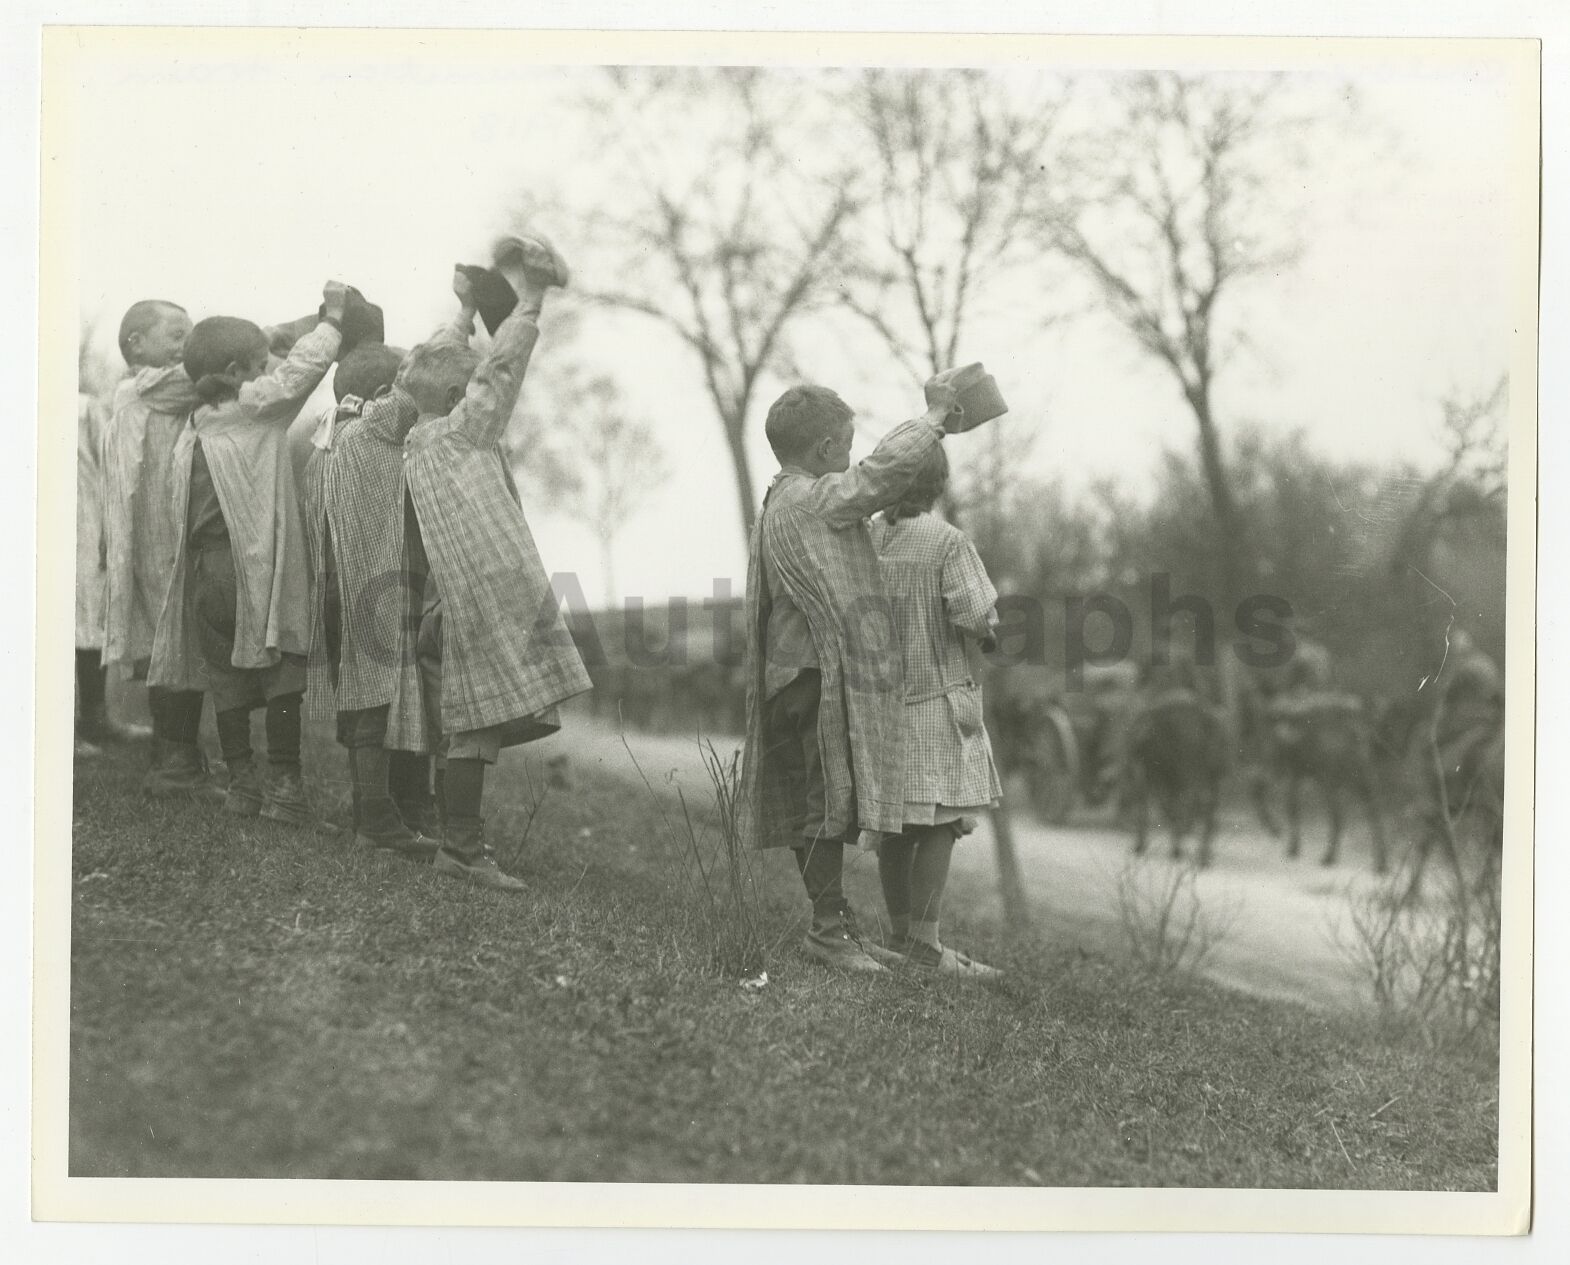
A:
740 417 945 850
101 365 201 669
404 307 592 740
870 512 1003 813
76 393 108 650
301 389 431 749
150 322 341 690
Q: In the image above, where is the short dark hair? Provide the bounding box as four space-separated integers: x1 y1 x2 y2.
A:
183 316 267 404
764 385 853 463
885 443 949 520
333 343 405 403
116 300 185 362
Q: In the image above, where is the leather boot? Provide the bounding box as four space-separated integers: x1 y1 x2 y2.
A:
433 816 525 892
223 757 263 817
351 747 437 862
143 741 223 803
260 766 313 827
388 750 439 839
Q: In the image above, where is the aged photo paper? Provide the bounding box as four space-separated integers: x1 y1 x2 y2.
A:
32 25 1538 1235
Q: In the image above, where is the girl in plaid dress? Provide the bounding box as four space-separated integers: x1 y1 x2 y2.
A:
870 445 1003 979
400 236 592 892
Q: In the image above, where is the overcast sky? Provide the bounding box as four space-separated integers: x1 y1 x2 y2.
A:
64 37 1530 604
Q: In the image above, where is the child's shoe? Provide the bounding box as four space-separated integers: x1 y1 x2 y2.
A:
260 768 313 827
356 826 440 864
78 703 152 745
142 742 224 803
432 816 525 891
74 735 103 760
222 760 263 818
802 921 887 974
895 938 1003 981
433 848 526 892
837 904 905 966
352 747 438 862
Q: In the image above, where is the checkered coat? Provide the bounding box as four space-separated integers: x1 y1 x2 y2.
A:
301 389 431 749
740 417 945 850
76 394 108 650
149 322 341 690
870 512 1003 813
403 307 592 741
101 365 202 670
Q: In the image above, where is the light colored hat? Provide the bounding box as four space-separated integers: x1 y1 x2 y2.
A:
492 233 571 289
925 362 1007 433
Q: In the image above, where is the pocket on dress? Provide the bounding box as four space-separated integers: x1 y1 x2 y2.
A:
949 682 984 738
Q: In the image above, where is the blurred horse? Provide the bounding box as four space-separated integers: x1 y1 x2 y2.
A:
1368 630 1506 902
1257 693 1389 873
1124 689 1229 868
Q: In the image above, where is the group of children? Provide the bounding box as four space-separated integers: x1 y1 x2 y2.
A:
76 233 1006 967
80 236 588 890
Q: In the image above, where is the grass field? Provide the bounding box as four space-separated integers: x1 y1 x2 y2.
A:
67 731 1498 1188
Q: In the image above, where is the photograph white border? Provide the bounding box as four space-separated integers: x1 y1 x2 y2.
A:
20 11 1546 1245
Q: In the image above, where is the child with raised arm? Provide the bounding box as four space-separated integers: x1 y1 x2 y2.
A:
100 299 219 797
150 283 348 825
302 338 437 860
740 379 959 973
401 237 592 891
869 444 1003 979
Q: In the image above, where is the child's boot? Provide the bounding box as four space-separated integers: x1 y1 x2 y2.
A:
260 766 313 827
351 747 438 862
431 757 524 892
388 750 440 840
259 693 311 826
433 816 525 891
143 742 224 803
795 840 886 974
223 757 263 818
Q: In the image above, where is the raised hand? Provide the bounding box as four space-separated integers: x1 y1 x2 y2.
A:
492 233 570 307
452 266 477 312
923 374 960 427
322 280 350 322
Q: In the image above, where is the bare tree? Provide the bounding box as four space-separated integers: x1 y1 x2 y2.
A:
840 69 1068 383
1039 72 1354 614
574 68 857 536
557 375 672 606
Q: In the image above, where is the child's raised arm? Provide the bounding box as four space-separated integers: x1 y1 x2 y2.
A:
239 282 347 426
443 242 559 449
444 308 540 450
803 390 957 528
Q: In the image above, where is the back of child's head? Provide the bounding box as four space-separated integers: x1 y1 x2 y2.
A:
397 339 483 415
885 442 950 521
764 385 853 463
184 316 268 405
333 342 404 403
117 300 188 367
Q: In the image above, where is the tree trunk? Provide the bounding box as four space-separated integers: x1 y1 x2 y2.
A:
1186 382 1246 736
1185 383 1245 604
601 533 618 610
723 416 759 535
987 806 1033 931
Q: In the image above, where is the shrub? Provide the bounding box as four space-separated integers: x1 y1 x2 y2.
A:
1113 855 1240 977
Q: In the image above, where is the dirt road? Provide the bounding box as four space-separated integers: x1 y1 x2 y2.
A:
513 716 1394 1015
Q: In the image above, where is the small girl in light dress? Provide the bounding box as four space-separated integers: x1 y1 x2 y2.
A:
870 444 1003 980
